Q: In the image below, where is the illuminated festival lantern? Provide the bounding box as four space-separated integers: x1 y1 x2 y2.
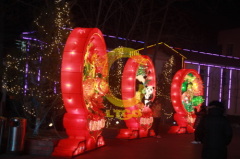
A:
169 69 204 134
117 55 156 139
52 28 108 157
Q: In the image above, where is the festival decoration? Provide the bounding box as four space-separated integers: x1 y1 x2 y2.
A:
117 55 156 139
52 28 108 157
169 69 204 134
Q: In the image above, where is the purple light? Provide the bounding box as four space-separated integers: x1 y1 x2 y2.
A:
197 64 200 74
22 31 36 34
220 55 227 58
185 60 240 70
191 50 198 52
37 70 41 82
205 53 213 55
206 66 210 105
108 35 116 38
22 37 46 44
54 82 57 94
185 61 199 65
27 41 30 52
200 64 208 66
37 56 42 84
182 48 238 59
206 64 214 67
24 63 29 95
22 37 33 40
102 34 144 44
226 66 240 70
219 68 223 102
61 27 73 31
25 64 28 75
137 41 145 44
211 54 220 56
228 69 232 109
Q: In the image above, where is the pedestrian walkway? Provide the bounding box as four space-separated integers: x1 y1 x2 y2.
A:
0 127 239 159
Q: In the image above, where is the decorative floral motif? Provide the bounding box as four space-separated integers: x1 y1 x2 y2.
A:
83 43 109 133
181 73 204 112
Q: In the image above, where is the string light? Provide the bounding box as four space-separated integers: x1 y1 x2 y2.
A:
2 0 73 124
156 56 175 120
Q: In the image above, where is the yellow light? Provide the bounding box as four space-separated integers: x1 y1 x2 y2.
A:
66 67 72 70
66 83 71 88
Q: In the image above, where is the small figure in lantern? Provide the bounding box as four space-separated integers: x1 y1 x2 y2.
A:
144 86 154 106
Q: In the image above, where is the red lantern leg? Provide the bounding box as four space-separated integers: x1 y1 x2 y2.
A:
116 129 139 139
52 139 86 157
139 128 149 138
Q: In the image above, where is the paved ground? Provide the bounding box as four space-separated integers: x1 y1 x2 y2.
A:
0 127 239 159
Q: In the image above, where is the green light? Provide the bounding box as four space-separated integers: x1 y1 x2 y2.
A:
192 96 204 106
181 81 188 92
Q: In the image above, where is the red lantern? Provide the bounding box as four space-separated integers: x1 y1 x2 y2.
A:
52 28 108 157
117 55 156 139
169 69 204 134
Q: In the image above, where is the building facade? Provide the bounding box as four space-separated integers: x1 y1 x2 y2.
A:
218 28 240 57
141 43 240 116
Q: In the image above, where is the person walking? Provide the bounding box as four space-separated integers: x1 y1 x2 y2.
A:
197 101 232 159
191 104 207 144
150 100 162 138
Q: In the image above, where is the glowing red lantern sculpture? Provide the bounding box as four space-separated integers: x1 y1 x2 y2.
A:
117 55 156 139
169 69 204 134
52 28 108 157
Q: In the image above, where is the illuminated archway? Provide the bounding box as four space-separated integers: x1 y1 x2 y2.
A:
169 69 204 134
53 28 108 157
117 55 156 139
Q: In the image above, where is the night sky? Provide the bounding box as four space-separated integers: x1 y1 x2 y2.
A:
174 0 240 30
1 0 240 54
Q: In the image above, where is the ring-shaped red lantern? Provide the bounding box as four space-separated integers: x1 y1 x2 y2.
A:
117 55 156 138
53 28 108 157
169 69 204 134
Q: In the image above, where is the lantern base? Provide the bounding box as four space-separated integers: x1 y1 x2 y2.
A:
117 128 154 139
52 136 105 157
168 125 195 134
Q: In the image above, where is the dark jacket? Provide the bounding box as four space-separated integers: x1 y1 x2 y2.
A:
198 107 232 159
